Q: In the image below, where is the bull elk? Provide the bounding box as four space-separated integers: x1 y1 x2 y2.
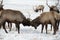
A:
46 0 60 30
33 5 44 12
31 11 59 35
0 9 31 33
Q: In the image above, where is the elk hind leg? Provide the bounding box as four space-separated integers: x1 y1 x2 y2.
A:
41 24 44 33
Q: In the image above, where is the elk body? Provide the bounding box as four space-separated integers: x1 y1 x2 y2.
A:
0 9 30 33
31 11 59 35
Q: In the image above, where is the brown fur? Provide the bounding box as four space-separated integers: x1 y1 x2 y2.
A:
49 6 60 30
31 11 59 35
49 6 59 13
0 9 30 33
0 16 8 33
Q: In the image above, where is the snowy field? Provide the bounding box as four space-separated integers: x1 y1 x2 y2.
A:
0 0 60 40
0 24 60 40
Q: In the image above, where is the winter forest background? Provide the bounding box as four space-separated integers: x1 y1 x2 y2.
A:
0 0 60 40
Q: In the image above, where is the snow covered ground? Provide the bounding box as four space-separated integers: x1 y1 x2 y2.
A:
0 0 60 40
0 24 60 40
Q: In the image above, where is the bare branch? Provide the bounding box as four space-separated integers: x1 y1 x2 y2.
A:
55 0 59 6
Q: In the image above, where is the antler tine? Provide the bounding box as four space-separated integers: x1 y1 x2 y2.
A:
55 0 59 6
46 0 51 8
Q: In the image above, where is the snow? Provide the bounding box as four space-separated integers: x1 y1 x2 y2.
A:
0 24 60 40
0 0 60 40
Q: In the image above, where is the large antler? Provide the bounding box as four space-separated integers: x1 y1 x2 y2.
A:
55 0 59 6
46 0 51 8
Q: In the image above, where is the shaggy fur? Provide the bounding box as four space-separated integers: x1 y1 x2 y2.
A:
0 9 31 33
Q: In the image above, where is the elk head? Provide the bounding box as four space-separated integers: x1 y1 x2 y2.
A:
22 12 32 26
46 0 59 13
33 5 44 12
30 16 40 29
